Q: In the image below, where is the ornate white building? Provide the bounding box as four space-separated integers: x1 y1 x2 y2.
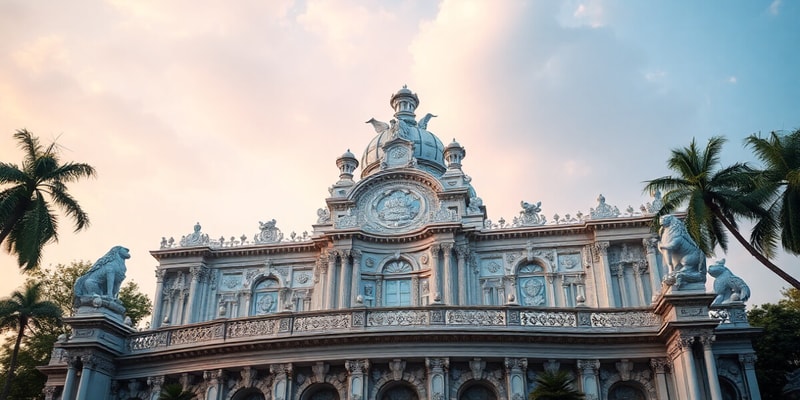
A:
42 87 762 400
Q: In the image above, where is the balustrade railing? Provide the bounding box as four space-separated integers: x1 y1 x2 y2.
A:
127 306 666 354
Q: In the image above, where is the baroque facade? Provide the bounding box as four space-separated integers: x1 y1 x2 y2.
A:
42 87 762 400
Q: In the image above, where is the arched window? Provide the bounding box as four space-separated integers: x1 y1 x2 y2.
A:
719 377 741 400
252 278 280 315
379 383 419 400
608 382 646 400
231 388 266 400
383 260 413 307
517 263 547 306
459 382 497 400
301 384 340 400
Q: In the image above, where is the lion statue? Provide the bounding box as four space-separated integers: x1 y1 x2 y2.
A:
74 246 130 300
658 215 706 289
709 259 750 305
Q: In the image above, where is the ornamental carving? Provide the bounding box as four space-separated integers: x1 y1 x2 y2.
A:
294 313 351 332
520 311 576 327
590 311 661 327
367 310 428 327
446 310 505 325
254 219 283 244
519 277 546 306
227 319 279 338
589 194 620 219
171 323 224 345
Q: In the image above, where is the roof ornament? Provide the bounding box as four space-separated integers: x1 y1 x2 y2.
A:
418 113 437 130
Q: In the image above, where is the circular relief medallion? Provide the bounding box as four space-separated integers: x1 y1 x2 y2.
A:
370 188 425 230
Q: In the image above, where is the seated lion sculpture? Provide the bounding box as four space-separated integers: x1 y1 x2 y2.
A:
658 215 707 289
74 246 130 301
709 259 750 305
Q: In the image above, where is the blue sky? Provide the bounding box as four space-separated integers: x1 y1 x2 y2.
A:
0 0 797 307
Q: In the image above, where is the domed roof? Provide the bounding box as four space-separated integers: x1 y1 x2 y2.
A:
361 87 446 178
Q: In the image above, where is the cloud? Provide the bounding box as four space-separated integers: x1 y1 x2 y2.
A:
768 0 781 15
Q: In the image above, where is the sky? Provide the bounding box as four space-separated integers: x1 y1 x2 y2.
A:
0 0 798 310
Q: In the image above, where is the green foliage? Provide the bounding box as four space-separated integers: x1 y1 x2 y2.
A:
158 383 197 400
119 281 153 326
0 282 62 400
0 129 96 270
746 129 800 256
748 288 800 400
0 261 152 399
644 135 800 289
528 370 585 400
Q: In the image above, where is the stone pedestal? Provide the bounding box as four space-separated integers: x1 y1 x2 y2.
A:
45 301 134 400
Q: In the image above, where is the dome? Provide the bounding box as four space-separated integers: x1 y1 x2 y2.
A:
361 86 447 178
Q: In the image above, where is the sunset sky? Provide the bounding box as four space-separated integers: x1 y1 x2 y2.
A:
1 0 798 309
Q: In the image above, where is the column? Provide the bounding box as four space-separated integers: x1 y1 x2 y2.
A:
430 245 442 304
668 333 701 399
411 276 420 306
633 262 647 306
187 265 204 323
75 355 96 400
425 358 449 400
153 269 166 328
271 363 293 400
346 359 370 400
350 250 362 306
643 237 661 303
650 358 671 400
455 245 468 305
316 256 328 310
505 358 528 400
739 353 762 400
339 250 352 308
203 369 225 400
612 265 627 307
577 359 600 400
326 251 338 309
61 358 79 400
593 242 614 307
441 243 454 304
700 334 723 400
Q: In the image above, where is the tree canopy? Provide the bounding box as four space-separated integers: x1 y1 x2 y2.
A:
748 288 800 400
0 129 96 270
644 134 800 289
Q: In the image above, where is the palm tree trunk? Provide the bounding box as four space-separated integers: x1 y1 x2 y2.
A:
0 321 26 400
710 205 800 289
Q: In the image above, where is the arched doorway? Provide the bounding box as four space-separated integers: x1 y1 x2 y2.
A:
608 382 646 400
459 382 498 400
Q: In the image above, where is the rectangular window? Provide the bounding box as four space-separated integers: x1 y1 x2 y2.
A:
384 279 411 306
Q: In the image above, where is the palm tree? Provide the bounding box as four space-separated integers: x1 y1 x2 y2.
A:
0 129 96 270
746 129 800 257
528 370 585 400
0 282 62 400
644 136 800 289
158 383 197 400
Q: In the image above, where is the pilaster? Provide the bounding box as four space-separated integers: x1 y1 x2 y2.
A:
700 333 723 400
346 359 370 400
649 358 671 400
425 357 449 400
441 243 454 304
739 353 761 400
430 244 442 304
326 251 338 309
455 245 468 305
592 241 613 307
504 358 528 400
577 359 600 400
271 363 293 400
350 250 362 306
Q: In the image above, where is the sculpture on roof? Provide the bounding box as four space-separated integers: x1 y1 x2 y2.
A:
74 246 129 302
418 113 437 130
709 259 751 305
658 215 707 290
254 219 283 244
516 200 546 226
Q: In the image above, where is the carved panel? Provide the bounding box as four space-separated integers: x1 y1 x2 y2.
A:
446 310 505 326
294 313 351 332
227 319 280 338
519 311 577 327
367 310 429 327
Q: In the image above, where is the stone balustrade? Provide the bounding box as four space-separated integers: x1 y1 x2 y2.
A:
127 306 664 353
